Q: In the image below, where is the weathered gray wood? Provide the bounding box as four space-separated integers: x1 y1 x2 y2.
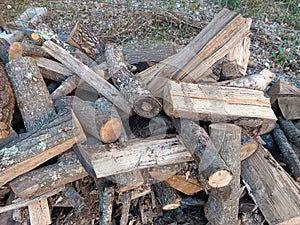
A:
241 146 300 225
6 56 56 132
99 184 115 225
0 109 86 187
205 123 241 225
50 75 80 100
154 182 181 210
278 116 300 149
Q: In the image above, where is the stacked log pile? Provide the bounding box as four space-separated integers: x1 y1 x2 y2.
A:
0 7 300 225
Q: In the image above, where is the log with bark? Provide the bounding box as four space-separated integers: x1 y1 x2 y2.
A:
220 59 241 81
0 38 10 64
153 182 181 210
105 43 162 118
0 61 15 139
278 116 300 149
8 42 51 61
6 56 56 132
164 80 277 135
0 109 86 187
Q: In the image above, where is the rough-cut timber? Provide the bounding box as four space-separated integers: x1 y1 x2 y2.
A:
138 9 251 96
6 56 56 132
173 119 232 188
273 124 300 182
205 123 241 225
278 116 300 149
55 96 122 143
28 199 51 225
0 109 86 187
74 135 193 178
67 21 105 60
105 43 161 118
43 40 132 114
241 132 259 160
241 146 300 225
10 151 88 199
0 61 15 139
164 80 277 135
154 182 181 210
8 42 51 61
0 38 10 64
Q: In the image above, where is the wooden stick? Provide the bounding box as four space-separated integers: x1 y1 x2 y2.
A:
153 182 181 210
28 198 51 225
6 56 56 132
0 109 86 187
205 123 241 225
273 124 300 181
105 43 161 118
278 116 300 149
173 119 232 188
0 61 15 139
8 42 51 61
43 40 132 115
241 146 300 225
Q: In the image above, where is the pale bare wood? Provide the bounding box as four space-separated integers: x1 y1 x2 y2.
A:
241 132 259 160
74 135 193 178
50 75 80 100
8 42 51 61
43 40 132 114
28 199 51 225
241 146 300 225
0 109 86 187
164 80 277 135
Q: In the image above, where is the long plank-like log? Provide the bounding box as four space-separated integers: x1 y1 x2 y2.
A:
9 151 88 199
74 135 193 178
0 61 15 139
6 56 56 132
205 123 241 225
241 146 300 225
173 119 232 188
164 80 277 135
0 109 86 187
8 42 51 61
43 40 132 114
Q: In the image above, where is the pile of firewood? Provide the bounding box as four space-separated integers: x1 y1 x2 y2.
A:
0 7 300 225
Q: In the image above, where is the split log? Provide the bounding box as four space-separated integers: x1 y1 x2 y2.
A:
153 182 181 210
50 75 80 100
164 80 277 135
241 132 259 160
28 199 51 225
6 56 56 132
278 116 300 149
205 123 241 225
0 61 15 139
105 43 161 118
98 183 115 225
67 21 105 60
8 42 51 61
74 135 193 178
241 146 300 225
0 109 86 187
9 151 88 199
273 124 300 181
43 40 132 114
0 38 9 64
55 96 122 143
173 119 232 188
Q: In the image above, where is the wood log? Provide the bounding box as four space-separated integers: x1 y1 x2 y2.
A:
0 30 24 45
6 56 56 132
0 109 86 187
55 96 122 143
98 184 115 225
278 116 300 149
119 192 131 225
43 40 132 114
9 151 88 199
241 132 259 160
153 182 181 210
105 43 161 118
205 123 241 225
220 59 240 80
8 42 51 61
0 38 10 64
74 135 193 178
0 61 15 139
67 21 105 60
273 124 300 181
164 80 277 135
112 171 144 193
50 75 80 100
28 199 51 225
173 119 232 188
241 146 300 225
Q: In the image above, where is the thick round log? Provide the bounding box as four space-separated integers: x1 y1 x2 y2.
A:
5 56 56 132
278 116 300 149
173 119 232 188
273 124 300 181
154 182 181 210
8 42 51 61
105 43 161 118
205 123 241 225
241 132 259 160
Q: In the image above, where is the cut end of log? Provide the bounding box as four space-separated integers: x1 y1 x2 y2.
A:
8 42 23 61
208 170 232 188
31 33 41 44
100 118 122 143
241 142 259 160
134 96 162 118
0 122 10 139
